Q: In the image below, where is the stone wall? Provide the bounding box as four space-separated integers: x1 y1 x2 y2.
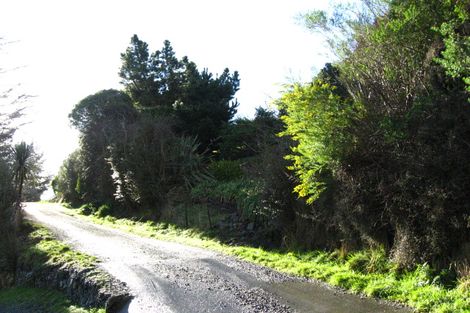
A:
16 260 132 313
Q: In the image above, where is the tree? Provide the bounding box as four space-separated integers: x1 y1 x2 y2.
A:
119 35 240 152
11 143 47 220
108 116 206 217
280 0 470 267
279 72 357 203
0 38 37 288
218 107 282 160
52 150 83 205
434 1 470 93
11 142 31 229
175 67 239 151
69 89 137 206
0 155 16 288
119 35 160 109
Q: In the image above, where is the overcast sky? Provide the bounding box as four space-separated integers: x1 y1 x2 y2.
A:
1 0 334 176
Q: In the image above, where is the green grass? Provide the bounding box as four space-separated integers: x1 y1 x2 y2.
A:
12 223 106 312
19 223 98 271
0 287 105 313
67 207 470 313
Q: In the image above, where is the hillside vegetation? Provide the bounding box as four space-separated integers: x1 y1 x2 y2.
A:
52 1 469 311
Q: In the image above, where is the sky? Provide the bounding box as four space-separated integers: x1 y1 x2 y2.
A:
0 0 334 177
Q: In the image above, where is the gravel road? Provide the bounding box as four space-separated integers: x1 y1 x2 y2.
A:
24 203 411 313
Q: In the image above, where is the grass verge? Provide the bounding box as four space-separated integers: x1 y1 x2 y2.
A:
4 223 106 313
19 223 98 271
68 205 469 313
0 287 104 313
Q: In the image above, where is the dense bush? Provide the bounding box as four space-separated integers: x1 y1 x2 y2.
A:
78 203 96 216
95 204 112 218
0 158 17 288
281 0 470 269
0 142 43 288
207 160 243 182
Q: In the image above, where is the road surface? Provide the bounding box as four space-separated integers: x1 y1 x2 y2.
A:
24 203 411 313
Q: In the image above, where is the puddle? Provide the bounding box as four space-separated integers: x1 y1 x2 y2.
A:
265 281 412 313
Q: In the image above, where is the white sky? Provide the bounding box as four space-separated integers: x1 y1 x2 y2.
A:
1 0 333 176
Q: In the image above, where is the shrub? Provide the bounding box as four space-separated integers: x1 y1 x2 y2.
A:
191 178 262 219
95 204 112 218
78 203 96 216
207 160 243 181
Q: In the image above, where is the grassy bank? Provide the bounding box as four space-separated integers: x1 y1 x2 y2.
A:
67 206 469 313
19 223 98 271
0 223 106 313
0 287 104 313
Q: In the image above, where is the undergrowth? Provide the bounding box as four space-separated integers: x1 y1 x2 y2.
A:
67 204 469 313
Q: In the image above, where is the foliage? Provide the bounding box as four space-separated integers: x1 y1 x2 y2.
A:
0 39 47 291
12 142 33 198
433 1 470 93
174 66 240 151
78 203 96 216
347 247 391 274
0 157 17 285
0 84 20 288
191 178 262 220
0 141 42 287
108 117 207 216
206 160 243 181
95 204 112 218
279 76 358 203
17 144 49 202
218 107 282 160
280 0 470 269
119 35 240 152
68 89 137 206
57 36 240 221
51 8 470 306
74 202 113 219
52 151 84 206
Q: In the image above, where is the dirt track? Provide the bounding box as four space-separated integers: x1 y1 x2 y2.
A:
24 203 411 313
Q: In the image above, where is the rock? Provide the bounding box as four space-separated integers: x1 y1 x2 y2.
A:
16 261 132 310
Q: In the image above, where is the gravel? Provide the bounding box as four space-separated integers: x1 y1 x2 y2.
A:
24 203 412 313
